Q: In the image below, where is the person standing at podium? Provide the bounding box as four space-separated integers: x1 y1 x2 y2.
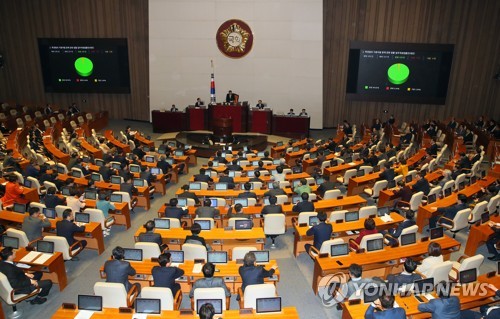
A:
256 100 265 109
299 109 308 116
226 90 236 103
170 104 178 112
195 98 204 107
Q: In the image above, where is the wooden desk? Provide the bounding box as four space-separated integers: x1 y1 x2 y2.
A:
104 130 130 153
285 149 306 167
78 137 102 158
134 227 266 251
272 115 310 139
464 214 500 256
209 104 248 133
342 273 499 319
94 181 150 210
249 108 272 134
86 199 131 229
57 173 89 187
99 259 280 294
6 128 30 169
134 134 154 147
151 110 187 133
14 248 68 291
51 307 299 319
325 161 363 177
312 236 460 294
270 139 307 158
416 176 497 232
347 172 381 196
293 213 405 257
43 134 69 165
0 210 105 255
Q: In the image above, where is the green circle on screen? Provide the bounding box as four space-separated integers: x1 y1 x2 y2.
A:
387 63 410 85
74 57 93 77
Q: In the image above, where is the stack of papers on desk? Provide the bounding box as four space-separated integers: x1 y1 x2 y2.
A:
380 215 393 223
192 263 203 274
74 310 95 319
19 251 41 263
33 253 53 264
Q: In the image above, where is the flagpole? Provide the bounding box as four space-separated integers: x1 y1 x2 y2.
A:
210 59 216 105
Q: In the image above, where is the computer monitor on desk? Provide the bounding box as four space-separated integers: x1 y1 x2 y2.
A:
135 298 161 314
78 295 103 311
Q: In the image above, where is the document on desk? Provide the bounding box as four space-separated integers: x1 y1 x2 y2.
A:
32 253 53 264
348 163 356 166
132 314 148 319
19 251 41 263
380 215 393 223
192 263 203 274
74 310 95 319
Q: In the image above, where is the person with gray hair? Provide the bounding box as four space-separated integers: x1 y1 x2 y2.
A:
437 169 452 188
263 181 287 197
238 252 277 293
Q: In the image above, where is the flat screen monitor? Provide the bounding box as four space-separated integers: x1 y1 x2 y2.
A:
263 197 270 206
235 219 252 230
427 193 437 204
111 163 121 170
91 173 101 181
330 243 349 257
273 159 281 165
78 295 103 311
168 250 184 264
43 208 56 219
23 180 32 188
165 158 174 165
256 297 282 314
267 182 274 189
470 176 477 185
405 175 412 183
123 248 143 261
1 236 19 249
196 299 223 315
189 183 201 190
38 38 130 93
12 203 26 214
292 180 301 188
257 152 265 157
444 187 452 197
400 233 417 246
310 153 317 160
61 187 71 196
75 212 90 223
309 216 320 226
292 147 300 152
458 182 465 190
330 160 338 167
234 198 248 207
345 211 359 222
228 171 236 177
176 198 187 207
430 227 444 240
373 165 381 173
344 157 352 164
481 170 486 178
207 251 228 264
154 218 170 229
387 180 396 188
377 207 389 216
459 269 477 284
316 177 325 185
356 170 365 177
276 141 283 146
346 41 454 104
363 285 383 303
366 238 384 252
56 166 66 174
135 298 161 314
174 150 184 157
36 240 55 253
209 198 218 207
204 171 211 176
252 161 259 166
110 194 122 203
250 250 270 263
414 277 434 295
94 159 104 167
71 170 82 178
215 183 227 191
150 168 161 175
481 212 490 224
292 195 301 204
130 165 140 173
110 176 121 184
84 190 97 200
195 220 211 231
133 179 144 187
144 156 155 163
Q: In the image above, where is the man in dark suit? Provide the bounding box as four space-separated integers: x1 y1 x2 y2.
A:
156 155 172 174
99 162 115 182
365 293 406 319
152 252 184 297
379 162 395 182
226 90 236 103
292 192 315 213
238 252 277 293
413 171 430 195
226 159 243 171
429 193 468 229
317 176 336 198
457 152 472 170
264 182 287 197
177 184 200 204
22 207 51 242
195 199 219 218
164 198 189 220
227 203 250 219
418 281 460 318
104 246 141 293
138 220 167 251
195 98 204 107
120 173 137 197
43 187 66 208
212 151 228 164
140 165 156 186
426 139 438 157
219 174 236 189
255 100 265 109
304 212 332 253
189 262 231 299
0 247 53 305
261 196 283 216
56 209 87 251
381 210 416 246
462 284 500 319
193 168 213 183
237 182 257 199
386 258 422 290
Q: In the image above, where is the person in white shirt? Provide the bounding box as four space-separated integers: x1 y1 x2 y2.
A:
416 242 443 277
66 188 86 214
287 108 295 116
271 166 286 182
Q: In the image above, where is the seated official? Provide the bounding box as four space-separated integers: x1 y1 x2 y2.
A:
299 109 308 116
379 162 395 182
239 252 277 294
1 173 28 206
219 173 236 189
185 223 209 250
261 151 273 162
189 262 231 298
164 198 189 220
138 220 168 251
226 159 243 171
0 247 53 305
304 212 332 253
412 171 430 195
429 193 468 229
195 199 220 218
386 258 421 290
344 263 383 299
177 184 201 205
417 281 460 319
195 98 204 107
22 207 51 242
264 182 287 197
238 182 257 199
271 166 286 182
485 221 500 261
261 196 283 216
294 178 312 195
249 170 263 183
416 242 443 277
226 90 236 103
227 203 250 219
255 100 265 109
56 209 87 251
365 293 406 319
194 168 213 183
287 109 295 116
170 104 178 112
380 210 416 246
461 284 500 319
292 192 315 213
317 175 335 198
199 303 215 319
104 246 141 293
152 252 184 296
350 218 378 249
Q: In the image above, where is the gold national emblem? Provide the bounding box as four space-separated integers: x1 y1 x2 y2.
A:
216 19 253 58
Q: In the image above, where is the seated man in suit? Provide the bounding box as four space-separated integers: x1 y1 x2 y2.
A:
138 220 167 251
294 178 312 195
0 247 53 305
238 182 257 199
249 170 263 183
184 223 209 250
104 246 141 293
212 151 228 164
264 181 287 197
344 263 383 299
380 210 416 246
485 220 500 261
261 196 283 216
299 108 308 116
413 171 430 196
429 193 468 229
226 90 236 103
195 98 204 107
287 108 295 116
219 172 236 189
22 207 51 242
226 159 243 171
386 258 421 291
120 173 138 197
43 186 66 209
292 192 315 213
255 100 265 109
195 199 220 218
227 203 250 219
189 262 231 298
177 184 200 205
418 281 460 318
194 168 213 183
239 252 277 294
164 198 189 220
317 175 336 198
151 252 184 296
304 212 332 253
56 209 87 253
170 104 178 112
461 284 500 319
379 162 395 182
365 293 406 319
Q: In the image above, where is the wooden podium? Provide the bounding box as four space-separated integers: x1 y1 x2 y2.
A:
213 118 233 138
186 106 208 131
209 104 248 132
249 108 272 134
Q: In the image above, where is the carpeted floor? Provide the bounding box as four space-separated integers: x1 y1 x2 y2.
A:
2 121 496 319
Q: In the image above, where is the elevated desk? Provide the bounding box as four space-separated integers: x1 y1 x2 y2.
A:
151 110 187 133
248 108 272 134
464 214 500 256
270 139 307 158
272 115 310 139
209 104 248 133
312 236 460 294
94 181 150 211
186 106 208 131
347 172 381 196
325 161 363 177
78 137 102 158
43 130 70 165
